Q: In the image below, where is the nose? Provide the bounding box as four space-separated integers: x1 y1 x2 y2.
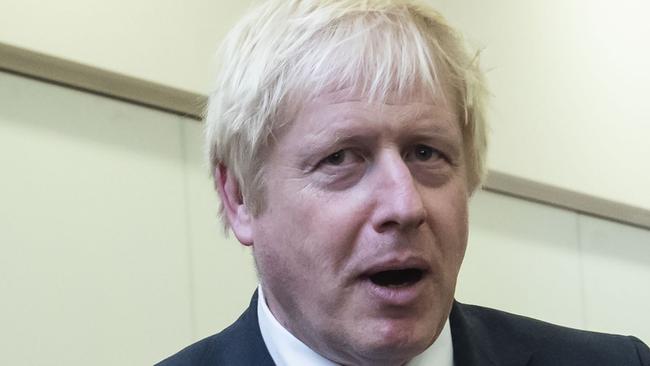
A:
370 151 426 233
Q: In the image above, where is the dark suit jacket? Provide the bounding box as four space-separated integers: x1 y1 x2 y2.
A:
157 291 650 365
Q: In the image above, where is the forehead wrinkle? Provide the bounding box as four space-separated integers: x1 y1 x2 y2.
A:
301 121 381 151
297 104 372 140
308 85 448 107
374 102 459 138
285 93 460 153
409 109 460 136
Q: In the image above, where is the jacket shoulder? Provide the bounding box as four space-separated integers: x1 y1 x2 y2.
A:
453 302 650 365
155 291 274 366
155 330 228 366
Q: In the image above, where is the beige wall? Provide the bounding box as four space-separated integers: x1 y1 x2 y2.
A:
0 71 257 365
0 0 252 93
432 0 650 211
459 191 650 340
1 71 648 365
0 72 195 365
2 0 649 212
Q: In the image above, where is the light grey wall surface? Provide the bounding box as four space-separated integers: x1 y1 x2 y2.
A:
1 71 648 365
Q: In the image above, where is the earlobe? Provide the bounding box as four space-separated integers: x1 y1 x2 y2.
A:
214 164 254 246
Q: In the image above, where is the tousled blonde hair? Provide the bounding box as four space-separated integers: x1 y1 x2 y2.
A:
205 0 488 227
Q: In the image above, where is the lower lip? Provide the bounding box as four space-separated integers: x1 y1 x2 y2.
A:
363 277 427 306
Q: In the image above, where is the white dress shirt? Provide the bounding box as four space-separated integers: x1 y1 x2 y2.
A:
257 286 454 366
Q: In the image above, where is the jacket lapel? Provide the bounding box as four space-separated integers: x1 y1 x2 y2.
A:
219 290 275 365
450 301 532 366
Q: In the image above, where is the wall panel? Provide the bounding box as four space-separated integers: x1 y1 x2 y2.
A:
458 190 584 329
580 215 650 343
0 71 193 365
431 0 650 211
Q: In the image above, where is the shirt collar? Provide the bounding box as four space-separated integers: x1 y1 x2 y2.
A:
257 285 454 366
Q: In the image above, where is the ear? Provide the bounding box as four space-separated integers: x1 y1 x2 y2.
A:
214 164 254 246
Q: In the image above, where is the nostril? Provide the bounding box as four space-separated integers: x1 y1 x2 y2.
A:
375 202 426 232
375 211 426 233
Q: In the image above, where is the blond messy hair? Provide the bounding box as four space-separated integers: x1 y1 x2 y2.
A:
205 0 488 227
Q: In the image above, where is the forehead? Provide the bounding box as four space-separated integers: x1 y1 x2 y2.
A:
281 88 461 144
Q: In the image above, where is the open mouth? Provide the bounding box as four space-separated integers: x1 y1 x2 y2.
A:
368 268 424 288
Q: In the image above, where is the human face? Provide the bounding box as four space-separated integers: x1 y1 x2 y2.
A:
251 89 469 366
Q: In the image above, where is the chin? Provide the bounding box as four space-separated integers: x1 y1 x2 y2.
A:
359 319 435 362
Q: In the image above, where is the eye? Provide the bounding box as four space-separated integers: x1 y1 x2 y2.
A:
324 150 346 166
408 144 443 162
315 148 365 174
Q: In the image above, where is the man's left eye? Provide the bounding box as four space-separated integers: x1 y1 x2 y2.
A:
323 150 348 166
409 144 442 162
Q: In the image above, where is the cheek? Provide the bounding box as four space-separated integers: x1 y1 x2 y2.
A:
426 184 469 260
447 188 469 237
448 194 469 266
255 187 349 276
290 182 370 249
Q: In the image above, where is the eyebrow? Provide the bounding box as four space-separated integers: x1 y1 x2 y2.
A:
301 124 379 152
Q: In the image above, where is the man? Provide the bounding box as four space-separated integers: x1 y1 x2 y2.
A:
158 0 650 365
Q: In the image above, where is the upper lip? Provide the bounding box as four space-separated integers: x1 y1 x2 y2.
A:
359 255 431 278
